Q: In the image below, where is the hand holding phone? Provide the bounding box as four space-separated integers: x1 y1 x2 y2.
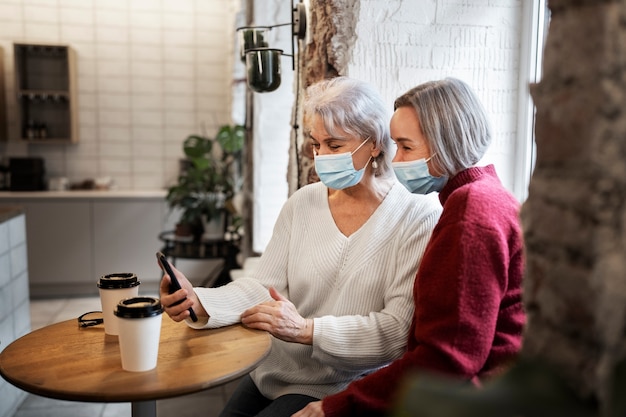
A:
156 251 198 322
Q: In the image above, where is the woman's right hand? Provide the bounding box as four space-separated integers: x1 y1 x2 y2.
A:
158 264 207 322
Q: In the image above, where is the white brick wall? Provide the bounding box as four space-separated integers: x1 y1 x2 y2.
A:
252 0 527 252
348 0 524 195
249 0 293 253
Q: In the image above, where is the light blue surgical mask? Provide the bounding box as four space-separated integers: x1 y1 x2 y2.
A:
392 155 447 194
314 138 371 190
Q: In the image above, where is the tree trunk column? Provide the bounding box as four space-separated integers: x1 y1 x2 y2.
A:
522 0 626 413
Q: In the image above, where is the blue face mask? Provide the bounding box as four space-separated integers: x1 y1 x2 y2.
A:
392 156 447 194
314 138 371 190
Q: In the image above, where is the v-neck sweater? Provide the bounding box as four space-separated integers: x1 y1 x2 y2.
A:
190 180 442 399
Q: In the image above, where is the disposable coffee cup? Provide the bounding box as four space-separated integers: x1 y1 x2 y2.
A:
97 273 140 335
114 296 164 372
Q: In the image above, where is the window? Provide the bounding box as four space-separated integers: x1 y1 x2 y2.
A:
515 0 549 201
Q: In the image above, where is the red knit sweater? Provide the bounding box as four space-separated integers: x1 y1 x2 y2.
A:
322 165 526 417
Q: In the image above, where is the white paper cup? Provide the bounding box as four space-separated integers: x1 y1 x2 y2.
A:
115 296 164 372
97 273 140 335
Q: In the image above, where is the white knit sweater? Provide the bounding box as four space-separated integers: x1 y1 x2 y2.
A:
190 180 441 399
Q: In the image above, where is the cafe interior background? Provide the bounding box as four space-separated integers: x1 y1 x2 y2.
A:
0 0 544 416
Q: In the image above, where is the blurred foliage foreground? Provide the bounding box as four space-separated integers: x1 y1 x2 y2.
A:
392 357 626 417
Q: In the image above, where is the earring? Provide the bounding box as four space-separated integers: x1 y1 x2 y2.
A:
371 158 379 170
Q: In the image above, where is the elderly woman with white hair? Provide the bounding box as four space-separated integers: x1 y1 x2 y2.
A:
159 76 441 417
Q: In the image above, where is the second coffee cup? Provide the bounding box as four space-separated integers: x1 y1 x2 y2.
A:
97 273 140 335
115 296 164 372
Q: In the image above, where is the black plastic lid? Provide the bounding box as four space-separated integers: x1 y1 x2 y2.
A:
97 273 140 289
114 297 163 319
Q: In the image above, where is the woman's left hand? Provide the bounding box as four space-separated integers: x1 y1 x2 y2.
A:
291 400 325 417
241 287 313 344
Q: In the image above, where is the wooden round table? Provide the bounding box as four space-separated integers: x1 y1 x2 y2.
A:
0 316 271 417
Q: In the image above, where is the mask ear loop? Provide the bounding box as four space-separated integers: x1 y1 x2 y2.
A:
425 153 436 163
424 153 447 179
354 137 373 173
350 137 371 155
351 140 374 173
358 155 371 166
313 137 370 158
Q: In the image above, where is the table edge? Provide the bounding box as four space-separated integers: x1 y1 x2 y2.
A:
0 319 272 403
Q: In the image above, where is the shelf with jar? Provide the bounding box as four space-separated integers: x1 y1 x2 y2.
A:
13 43 78 144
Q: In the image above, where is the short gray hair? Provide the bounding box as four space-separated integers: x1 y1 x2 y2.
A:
394 77 492 177
304 77 392 176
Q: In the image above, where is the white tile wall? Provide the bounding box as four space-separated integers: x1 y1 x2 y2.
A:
0 212 30 417
0 0 240 191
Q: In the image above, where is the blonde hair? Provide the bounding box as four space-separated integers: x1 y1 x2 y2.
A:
394 77 492 176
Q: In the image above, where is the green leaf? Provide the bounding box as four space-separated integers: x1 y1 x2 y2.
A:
183 135 212 158
216 125 244 154
167 125 244 228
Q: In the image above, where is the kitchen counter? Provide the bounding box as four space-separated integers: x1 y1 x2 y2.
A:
0 205 24 222
2 190 174 297
0 190 167 199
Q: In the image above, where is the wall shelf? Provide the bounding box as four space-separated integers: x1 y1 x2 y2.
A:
13 43 78 144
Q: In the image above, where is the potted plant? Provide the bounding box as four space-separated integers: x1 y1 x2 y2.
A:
166 124 245 240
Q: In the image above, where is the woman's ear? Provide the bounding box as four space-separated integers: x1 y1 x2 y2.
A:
370 144 381 159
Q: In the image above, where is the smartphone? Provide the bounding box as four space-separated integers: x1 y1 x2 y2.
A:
156 251 198 322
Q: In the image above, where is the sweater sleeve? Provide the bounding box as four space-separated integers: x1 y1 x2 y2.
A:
189 186 297 329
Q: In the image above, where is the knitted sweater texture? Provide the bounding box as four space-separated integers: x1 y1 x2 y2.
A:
190 180 442 399
322 165 526 416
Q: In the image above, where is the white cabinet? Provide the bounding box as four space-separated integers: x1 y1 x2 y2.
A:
2 192 169 297
21 200 91 294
